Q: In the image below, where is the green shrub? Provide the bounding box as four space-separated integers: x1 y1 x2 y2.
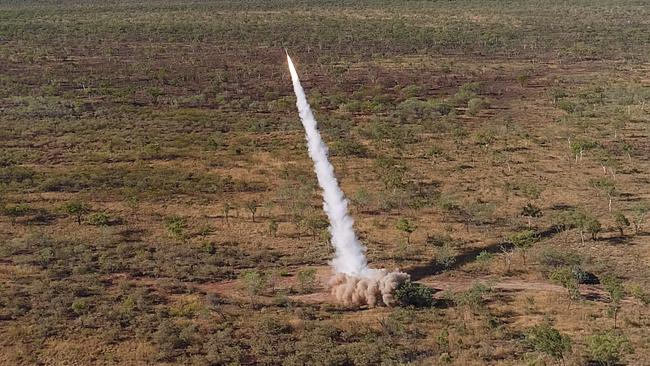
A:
629 285 650 305
454 282 491 312
400 85 423 98
525 324 572 362
429 101 453 116
169 300 204 318
436 244 457 269
87 212 110 226
3 203 32 217
166 216 187 237
395 281 434 307
426 233 452 247
451 83 483 106
467 98 489 116
459 82 484 94
475 250 494 264
557 100 576 113
70 299 88 316
154 320 193 360
548 88 568 103
585 217 602 240
586 330 633 366
396 98 427 121
331 139 369 157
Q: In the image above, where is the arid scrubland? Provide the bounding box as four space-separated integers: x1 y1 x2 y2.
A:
0 1 649 365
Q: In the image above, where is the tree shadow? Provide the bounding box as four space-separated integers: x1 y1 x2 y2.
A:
432 297 454 309
602 236 631 245
407 226 559 281
581 289 606 302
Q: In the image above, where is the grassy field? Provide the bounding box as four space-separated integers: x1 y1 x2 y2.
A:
1 0 649 365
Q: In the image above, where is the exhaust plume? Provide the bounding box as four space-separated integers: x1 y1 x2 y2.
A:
286 53 409 307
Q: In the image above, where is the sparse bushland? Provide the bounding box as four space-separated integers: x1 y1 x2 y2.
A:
1 0 649 364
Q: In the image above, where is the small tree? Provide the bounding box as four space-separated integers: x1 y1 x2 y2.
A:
508 230 537 265
245 200 259 222
521 203 543 228
586 330 633 366
268 219 278 237
525 324 572 365
550 267 580 307
62 200 89 225
223 203 233 224
396 218 417 244
602 276 625 329
297 268 317 294
570 139 597 163
620 141 633 162
241 270 267 309
500 245 514 274
596 148 617 176
631 202 648 234
553 210 579 243
568 209 600 244
613 212 630 237
586 217 602 241
302 212 328 241
572 210 589 245
612 116 626 139
591 177 616 212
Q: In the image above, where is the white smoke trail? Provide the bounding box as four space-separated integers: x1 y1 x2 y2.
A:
286 53 409 306
286 54 369 276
